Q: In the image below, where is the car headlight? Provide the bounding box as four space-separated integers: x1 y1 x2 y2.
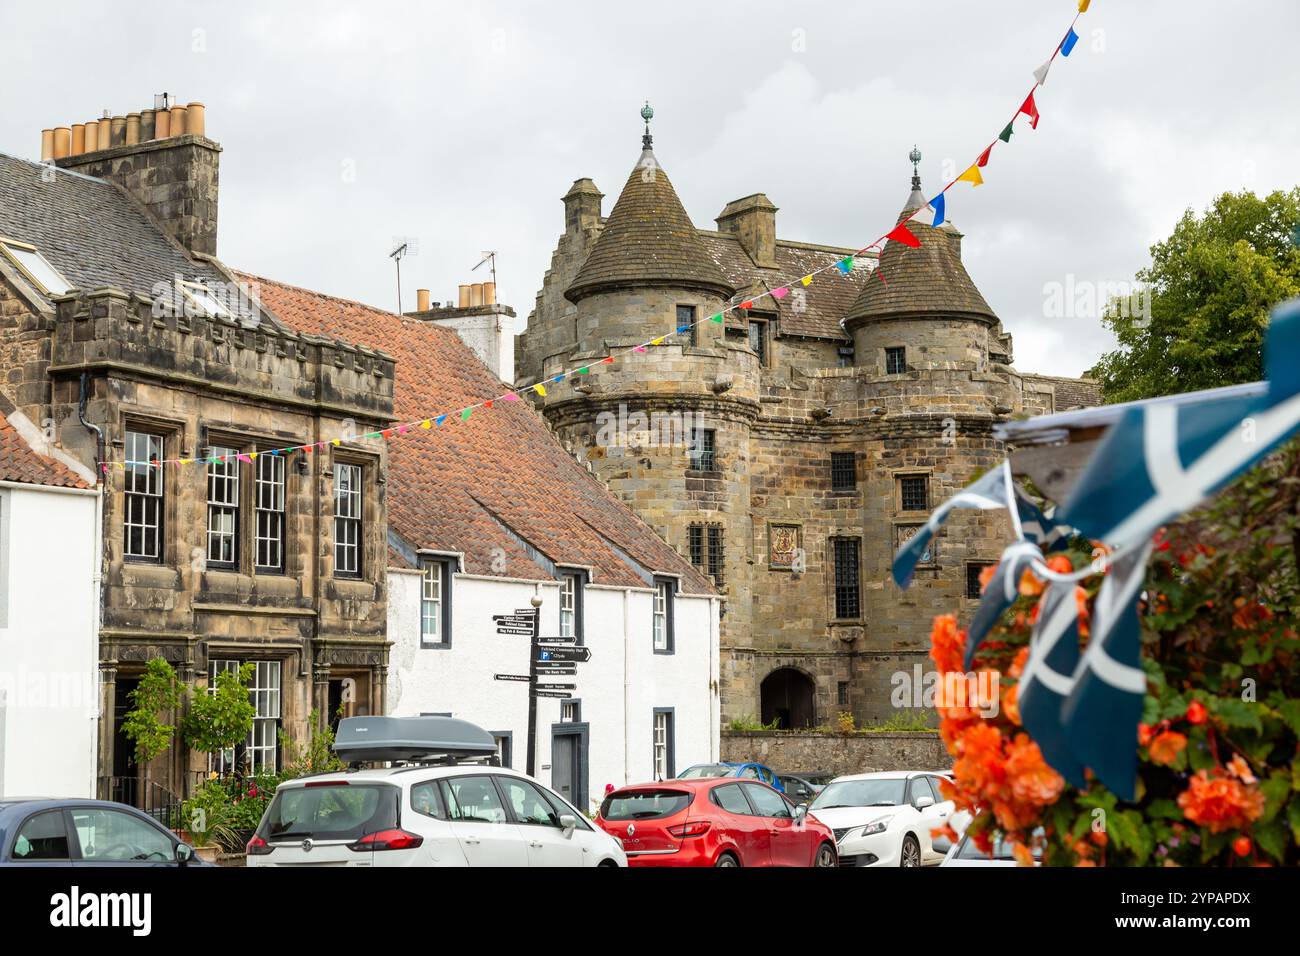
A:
860 820 889 837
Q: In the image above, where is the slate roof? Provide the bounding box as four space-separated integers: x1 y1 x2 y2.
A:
0 152 251 317
239 271 715 595
699 232 873 341
0 409 91 489
566 148 735 303
845 194 996 324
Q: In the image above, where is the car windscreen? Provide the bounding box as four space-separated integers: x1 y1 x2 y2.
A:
600 789 692 820
955 828 1046 861
677 764 732 778
256 783 400 842
809 778 906 810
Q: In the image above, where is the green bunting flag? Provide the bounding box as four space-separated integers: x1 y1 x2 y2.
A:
461 407 472 422
999 122 1014 143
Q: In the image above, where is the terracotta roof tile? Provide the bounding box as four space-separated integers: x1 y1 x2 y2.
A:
238 272 714 595
0 411 92 489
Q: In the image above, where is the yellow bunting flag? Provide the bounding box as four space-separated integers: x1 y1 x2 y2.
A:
1078 0 1090 11
420 419 432 429
249 452 258 459
956 164 984 186
534 383 547 397
331 439 340 446
651 337 664 346
800 275 813 286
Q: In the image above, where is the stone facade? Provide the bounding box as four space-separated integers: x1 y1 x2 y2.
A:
518 128 1101 736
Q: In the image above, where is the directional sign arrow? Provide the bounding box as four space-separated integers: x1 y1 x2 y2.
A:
532 690 573 700
514 608 539 616
537 647 592 663
534 664 576 675
536 636 577 646
534 682 575 691
493 614 535 624
494 674 532 682
496 626 534 636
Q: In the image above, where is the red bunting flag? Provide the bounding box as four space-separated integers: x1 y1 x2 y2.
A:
885 223 921 248
601 356 615 364
1019 90 1041 129
740 300 754 310
977 144 994 167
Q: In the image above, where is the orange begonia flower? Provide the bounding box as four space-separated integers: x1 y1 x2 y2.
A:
1177 770 1266 834
1148 730 1188 766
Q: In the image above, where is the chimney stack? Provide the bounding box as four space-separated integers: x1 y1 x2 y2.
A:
716 193 779 269
47 95 221 258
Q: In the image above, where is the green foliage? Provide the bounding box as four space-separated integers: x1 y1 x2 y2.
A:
182 663 255 756
727 715 780 732
280 709 346 777
860 712 936 733
121 658 183 765
1090 188 1300 403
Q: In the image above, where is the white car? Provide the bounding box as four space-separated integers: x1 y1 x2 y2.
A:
941 824 1044 867
247 716 625 867
807 770 955 867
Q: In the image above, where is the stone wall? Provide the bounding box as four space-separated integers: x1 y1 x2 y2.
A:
722 730 949 777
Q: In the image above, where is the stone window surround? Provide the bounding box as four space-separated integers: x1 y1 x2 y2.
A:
328 449 381 583
201 428 301 577
119 412 184 566
829 535 863 623
884 344 908 375
892 468 933 515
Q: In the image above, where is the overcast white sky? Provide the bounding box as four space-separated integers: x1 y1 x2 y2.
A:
3 1 1297 377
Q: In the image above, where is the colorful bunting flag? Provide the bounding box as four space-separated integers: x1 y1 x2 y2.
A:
834 257 854 274
460 407 472 422
502 393 520 402
976 144 993 167
1033 58 1052 87
435 414 448 425
1019 90 1041 129
1061 27 1079 56
1078 0 1090 12
885 224 920 248
740 300 754 309
956 164 985 186
421 419 432 428
771 287 789 300
930 193 946 228
709 313 723 323
999 121 1014 143
800 275 813 286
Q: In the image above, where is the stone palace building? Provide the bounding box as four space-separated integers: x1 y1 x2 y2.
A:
517 108 1100 730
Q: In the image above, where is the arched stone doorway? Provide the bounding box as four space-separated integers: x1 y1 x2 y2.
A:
760 668 817 729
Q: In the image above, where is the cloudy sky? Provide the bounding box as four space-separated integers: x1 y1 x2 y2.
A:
3 1 1297 377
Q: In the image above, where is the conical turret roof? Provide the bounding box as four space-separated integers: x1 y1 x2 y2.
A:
845 182 996 325
566 143 734 304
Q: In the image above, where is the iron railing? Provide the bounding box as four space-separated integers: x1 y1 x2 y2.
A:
98 776 184 831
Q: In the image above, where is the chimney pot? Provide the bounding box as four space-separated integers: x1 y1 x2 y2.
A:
140 108 156 142
155 108 171 139
458 284 471 308
52 127 71 160
416 288 430 312
109 116 126 148
185 102 205 137
83 121 98 153
168 104 187 138
125 113 141 146
469 283 484 307
40 129 54 162
70 124 86 156
483 281 496 305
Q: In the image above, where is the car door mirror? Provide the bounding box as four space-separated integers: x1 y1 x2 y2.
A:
559 814 577 833
175 842 195 865
793 804 808 823
914 795 935 810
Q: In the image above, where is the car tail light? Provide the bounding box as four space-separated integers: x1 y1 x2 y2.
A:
348 828 424 852
667 821 711 839
304 780 347 787
245 835 275 856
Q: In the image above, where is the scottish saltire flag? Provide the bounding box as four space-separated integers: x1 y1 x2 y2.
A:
892 465 1014 589
1059 297 1300 546
962 539 1046 669
1059 542 1154 799
1017 581 1089 789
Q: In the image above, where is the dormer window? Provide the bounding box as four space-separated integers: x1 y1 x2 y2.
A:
178 279 231 318
0 238 72 295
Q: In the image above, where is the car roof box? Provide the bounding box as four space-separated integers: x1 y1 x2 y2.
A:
333 716 498 763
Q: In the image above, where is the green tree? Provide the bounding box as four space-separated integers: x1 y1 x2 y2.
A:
121 657 184 765
1090 188 1300 403
182 663 256 757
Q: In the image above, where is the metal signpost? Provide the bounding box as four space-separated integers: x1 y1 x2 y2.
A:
493 601 592 777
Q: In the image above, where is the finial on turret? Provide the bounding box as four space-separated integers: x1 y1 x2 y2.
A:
909 144 922 192
641 100 654 150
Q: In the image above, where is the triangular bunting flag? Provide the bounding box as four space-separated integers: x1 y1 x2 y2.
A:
885 224 920 248
460 407 472 422
930 193 945 228
419 419 431 428
1061 27 1079 56
709 313 723 323
502 393 520 401
435 414 448 425
800 275 813 286
834 257 854 274
1078 0 1090 12
533 383 547 396
740 300 754 309
956 164 984 186
999 121 1014 143
1033 58 1052 86
1019 90 1041 129
601 356 615 364
976 144 993 167
484 400 493 409
771 287 789 300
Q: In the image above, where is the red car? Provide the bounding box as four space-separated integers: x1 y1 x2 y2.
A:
596 778 838 867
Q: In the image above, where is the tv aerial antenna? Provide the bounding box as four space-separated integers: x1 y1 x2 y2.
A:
389 241 409 315
472 251 497 294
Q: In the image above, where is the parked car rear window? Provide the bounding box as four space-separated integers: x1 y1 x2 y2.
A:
678 764 732 779
257 783 399 842
600 789 692 820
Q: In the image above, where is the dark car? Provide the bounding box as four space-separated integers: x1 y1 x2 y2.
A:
777 772 832 806
0 799 202 866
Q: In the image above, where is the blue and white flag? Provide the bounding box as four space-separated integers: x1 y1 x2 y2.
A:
1059 298 1300 546
1059 542 1154 799
1017 581 1089 789
962 539 1045 669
